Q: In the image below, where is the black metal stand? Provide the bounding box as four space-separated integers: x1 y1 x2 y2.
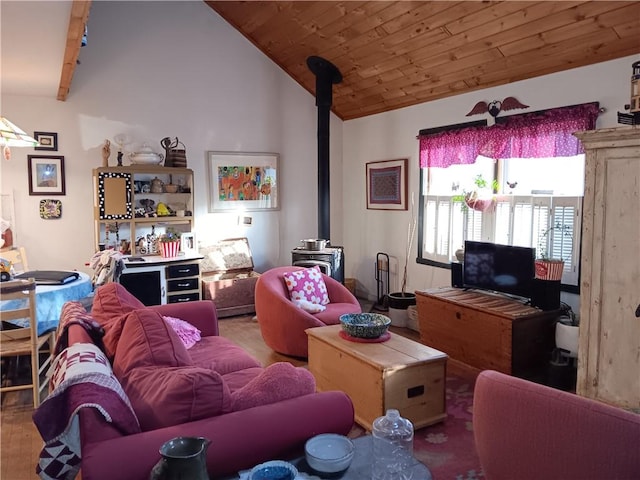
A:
373 252 389 312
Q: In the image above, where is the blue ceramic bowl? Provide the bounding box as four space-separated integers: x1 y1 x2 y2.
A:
250 460 297 480
340 312 391 339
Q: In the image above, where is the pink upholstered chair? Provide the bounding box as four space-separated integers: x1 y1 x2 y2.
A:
255 266 361 358
473 370 640 480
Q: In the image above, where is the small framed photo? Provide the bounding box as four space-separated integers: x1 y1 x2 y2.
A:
366 158 408 210
28 155 65 196
181 232 197 254
34 132 58 151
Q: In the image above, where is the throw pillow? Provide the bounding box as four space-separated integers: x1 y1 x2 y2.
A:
112 309 192 379
91 283 146 356
163 316 201 349
120 366 231 431
92 282 145 323
282 266 329 306
292 298 326 313
230 362 316 412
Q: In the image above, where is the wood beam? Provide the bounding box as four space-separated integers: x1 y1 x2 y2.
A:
57 1 92 101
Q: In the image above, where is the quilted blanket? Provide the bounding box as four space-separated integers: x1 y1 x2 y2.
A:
32 342 140 480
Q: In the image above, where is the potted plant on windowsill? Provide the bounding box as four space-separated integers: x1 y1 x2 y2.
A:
535 223 571 281
159 228 182 258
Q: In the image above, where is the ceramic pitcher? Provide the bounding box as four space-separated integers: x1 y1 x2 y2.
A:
150 436 211 480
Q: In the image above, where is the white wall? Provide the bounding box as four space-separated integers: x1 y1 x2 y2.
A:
342 54 638 307
1 1 344 274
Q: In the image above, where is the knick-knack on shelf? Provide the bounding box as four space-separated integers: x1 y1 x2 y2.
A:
102 139 111 167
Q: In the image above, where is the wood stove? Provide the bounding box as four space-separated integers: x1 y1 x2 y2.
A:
294 57 345 283
291 245 344 283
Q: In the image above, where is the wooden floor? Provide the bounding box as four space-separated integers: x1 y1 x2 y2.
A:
0 313 422 480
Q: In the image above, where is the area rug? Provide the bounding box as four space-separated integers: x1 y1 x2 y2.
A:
349 374 483 480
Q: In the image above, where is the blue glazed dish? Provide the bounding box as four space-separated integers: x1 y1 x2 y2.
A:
339 313 391 339
249 460 297 480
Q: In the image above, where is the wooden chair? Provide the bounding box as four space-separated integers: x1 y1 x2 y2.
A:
0 278 55 408
0 246 29 274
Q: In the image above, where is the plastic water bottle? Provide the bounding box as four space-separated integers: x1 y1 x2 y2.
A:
372 409 415 480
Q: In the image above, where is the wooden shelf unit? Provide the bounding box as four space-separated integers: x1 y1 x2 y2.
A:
417 287 559 378
92 165 194 254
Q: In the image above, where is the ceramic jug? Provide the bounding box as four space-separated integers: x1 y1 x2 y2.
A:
150 436 211 480
150 177 164 193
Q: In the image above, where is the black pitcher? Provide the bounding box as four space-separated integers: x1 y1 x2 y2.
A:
150 436 211 480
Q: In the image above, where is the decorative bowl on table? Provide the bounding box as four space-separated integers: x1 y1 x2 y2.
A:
249 460 297 480
339 312 391 339
305 433 355 476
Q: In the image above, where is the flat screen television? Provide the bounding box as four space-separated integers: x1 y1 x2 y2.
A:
463 241 535 300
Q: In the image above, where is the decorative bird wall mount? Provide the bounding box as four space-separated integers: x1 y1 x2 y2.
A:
465 97 530 118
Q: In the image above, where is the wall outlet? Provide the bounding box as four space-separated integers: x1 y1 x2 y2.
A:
238 215 253 226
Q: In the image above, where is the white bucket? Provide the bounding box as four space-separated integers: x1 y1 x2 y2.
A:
388 307 408 328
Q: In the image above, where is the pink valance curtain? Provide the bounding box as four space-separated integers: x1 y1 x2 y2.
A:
419 102 600 168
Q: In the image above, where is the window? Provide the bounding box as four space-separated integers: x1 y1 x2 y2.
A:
417 103 600 288
420 161 582 286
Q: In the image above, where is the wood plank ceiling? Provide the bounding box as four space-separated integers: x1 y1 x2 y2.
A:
206 1 640 120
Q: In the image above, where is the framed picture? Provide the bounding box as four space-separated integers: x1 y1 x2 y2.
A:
39 199 63 219
34 132 58 151
27 155 65 196
366 158 408 210
181 232 197 254
207 151 279 212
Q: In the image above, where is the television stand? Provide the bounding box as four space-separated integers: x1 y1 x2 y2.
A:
416 287 560 378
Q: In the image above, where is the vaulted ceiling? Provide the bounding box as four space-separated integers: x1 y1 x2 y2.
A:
5 2 639 121
206 1 640 120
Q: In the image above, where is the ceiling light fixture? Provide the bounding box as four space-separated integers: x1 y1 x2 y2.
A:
0 117 39 161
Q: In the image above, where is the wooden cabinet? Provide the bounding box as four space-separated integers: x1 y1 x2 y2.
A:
92 166 194 254
166 260 201 303
573 127 640 410
417 287 559 378
119 255 202 305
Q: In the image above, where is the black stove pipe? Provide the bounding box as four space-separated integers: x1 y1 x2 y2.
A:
307 56 342 241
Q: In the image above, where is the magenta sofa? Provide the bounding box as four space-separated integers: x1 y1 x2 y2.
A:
255 266 362 358
44 283 355 480
473 370 640 480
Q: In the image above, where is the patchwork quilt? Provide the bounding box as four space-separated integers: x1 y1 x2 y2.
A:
32 342 140 479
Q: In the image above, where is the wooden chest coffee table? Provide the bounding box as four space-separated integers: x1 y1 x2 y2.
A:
307 325 447 431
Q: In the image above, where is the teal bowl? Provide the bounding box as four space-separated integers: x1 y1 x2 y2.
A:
339 313 391 339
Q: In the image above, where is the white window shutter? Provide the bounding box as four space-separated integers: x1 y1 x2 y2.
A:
421 194 580 286
424 198 437 255
551 198 581 285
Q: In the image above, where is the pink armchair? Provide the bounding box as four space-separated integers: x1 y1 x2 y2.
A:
473 370 640 480
255 266 361 358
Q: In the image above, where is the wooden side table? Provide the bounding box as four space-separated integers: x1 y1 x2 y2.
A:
307 325 447 431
